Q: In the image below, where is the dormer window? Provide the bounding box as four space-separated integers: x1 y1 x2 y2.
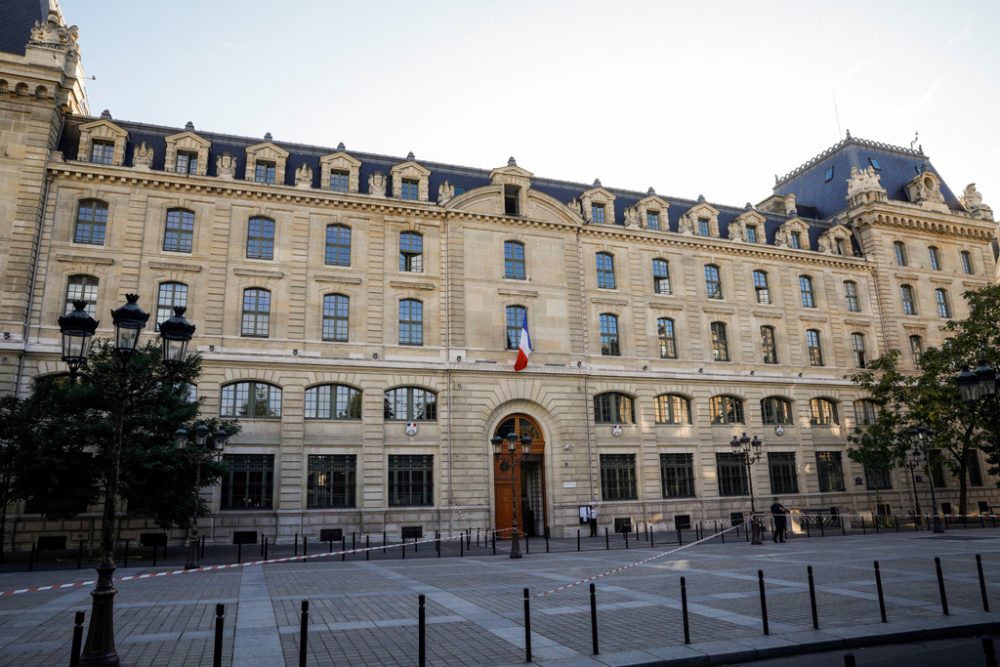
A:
824 167 835 183
698 218 710 237
592 203 606 224
504 185 521 216
835 238 846 255
746 225 758 243
90 140 115 165
790 231 802 249
176 150 198 175
401 178 420 201
646 210 661 231
255 161 276 185
330 169 350 192
868 157 881 171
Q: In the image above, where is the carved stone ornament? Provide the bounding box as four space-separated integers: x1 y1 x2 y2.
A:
611 424 623 437
783 193 797 215
294 163 313 189
29 9 80 54
727 219 746 242
566 198 584 220
775 424 785 437
437 180 455 205
132 142 153 170
817 231 834 253
368 171 387 198
846 165 886 205
405 421 418 437
677 215 696 235
216 153 236 180
623 205 640 227
962 183 994 221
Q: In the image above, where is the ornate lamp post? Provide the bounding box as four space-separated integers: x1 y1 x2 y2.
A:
902 446 924 526
174 423 227 570
908 424 944 534
491 431 532 559
58 298 195 667
730 432 764 545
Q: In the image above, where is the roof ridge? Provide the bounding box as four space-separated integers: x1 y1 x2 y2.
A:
776 136 927 185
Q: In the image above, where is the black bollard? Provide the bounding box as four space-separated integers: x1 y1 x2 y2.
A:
525 533 529 554
861 517 867 535
757 570 769 635
624 530 629 549
418 594 426 667
589 583 599 655
342 537 346 562
605 527 609 550
366 535 371 561
805 519 811 538
201 534 206 558
492 530 496 555
875 515 880 534
874 561 887 622
934 557 949 615
651 528 656 547
808 565 819 629
352 532 356 550
545 532 549 553
477 527 480 547
524 588 533 662
680 577 690 644
299 600 309 667
841 519 846 536
124 539 130 568
402 538 406 560
460 535 464 557
678 528 684 546
328 537 333 554
263 536 268 561
467 529 471 550
69 610 85 667
77 540 83 569
983 637 998 667
720 527 724 544
236 543 241 565
213 603 225 667
982 515 987 529
577 530 581 552
819 518 825 538
383 530 387 554
435 531 440 556
977 554 990 612
945 514 950 529
414 536 418 553
302 535 308 563
294 533 299 556
745 522 750 542
844 655 857 667
895 516 900 532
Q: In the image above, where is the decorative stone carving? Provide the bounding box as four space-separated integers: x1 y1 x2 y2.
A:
217 153 236 180
566 198 584 220
678 202 719 237
815 225 853 255
727 218 745 241
132 142 153 170
437 181 455 205
368 171 387 198
905 168 948 212
294 163 313 189
784 193 797 215
623 206 640 227
846 165 887 207
774 218 811 250
961 183 994 221
29 9 79 55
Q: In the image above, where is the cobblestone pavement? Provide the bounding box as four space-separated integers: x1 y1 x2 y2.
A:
0 529 998 666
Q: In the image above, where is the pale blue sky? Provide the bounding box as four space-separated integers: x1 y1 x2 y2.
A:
63 0 999 209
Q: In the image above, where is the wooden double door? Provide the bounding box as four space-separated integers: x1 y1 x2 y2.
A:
493 415 547 537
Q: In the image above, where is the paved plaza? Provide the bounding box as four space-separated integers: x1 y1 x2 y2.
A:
0 529 999 666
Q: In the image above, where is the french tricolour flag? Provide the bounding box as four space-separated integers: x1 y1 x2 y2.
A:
514 311 532 371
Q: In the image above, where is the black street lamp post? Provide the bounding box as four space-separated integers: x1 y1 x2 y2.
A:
58 297 195 667
909 424 944 534
730 432 764 545
491 432 532 559
902 447 924 525
174 423 227 570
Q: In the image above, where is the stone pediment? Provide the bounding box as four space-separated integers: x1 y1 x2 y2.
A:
246 141 289 160
392 161 431 178
490 162 533 184
678 202 719 236
165 131 210 149
729 209 766 242
79 118 127 139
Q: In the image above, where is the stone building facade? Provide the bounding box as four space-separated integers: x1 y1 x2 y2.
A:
1 3 999 545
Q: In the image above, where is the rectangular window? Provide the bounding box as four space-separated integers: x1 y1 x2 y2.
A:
657 318 677 359
388 455 434 506
705 265 722 299
600 454 637 501
761 326 778 364
652 259 670 294
969 450 984 487
163 209 195 253
815 452 845 492
399 232 424 272
844 281 860 312
330 169 350 192
155 282 188 330
307 455 356 508
800 276 815 308
851 333 866 368
865 466 892 490
400 179 420 201
711 322 729 362
835 238 847 255
929 449 947 488
716 453 748 496
221 454 274 510
254 161 276 185
247 217 275 260
753 270 770 304
768 453 798 494
894 242 907 266
900 285 916 315
322 294 350 342
929 247 941 270
505 306 525 350
646 211 660 231
176 150 198 175
746 225 758 243
504 241 526 280
591 204 606 224
961 251 974 275
660 454 695 498
599 313 620 356
806 330 824 366
790 231 802 249
504 185 520 215
90 139 114 165
698 218 711 237
241 289 271 337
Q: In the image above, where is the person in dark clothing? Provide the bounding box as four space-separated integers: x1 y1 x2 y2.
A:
770 498 788 543
588 504 598 537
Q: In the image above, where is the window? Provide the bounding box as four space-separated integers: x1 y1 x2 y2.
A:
652 259 671 294
835 238 847 255
330 169 349 193
594 392 634 424
654 394 690 425
506 305 526 350
65 275 99 317
799 275 816 308
815 452 845 492
591 203 606 224
599 313 620 356
307 455 356 508
768 453 798 494
660 454 695 498
504 241 526 280
220 381 282 418
704 264 722 299
163 208 194 253
894 241 907 266
503 184 520 215
753 270 770 304
324 224 351 266
900 285 916 315
809 398 839 426
824 166 835 182
155 282 188 330
806 329 824 366
929 449 947 488
760 397 793 425
600 454 637 501
646 210 661 231
961 251 974 275
909 335 924 362
399 299 423 346
596 253 616 289
746 225 758 243
304 384 361 419
400 178 419 201
388 455 433 506
851 332 867 368
716 453 748 496
241 288 271 337
865 466 892 491
698 218 711 237
384 387 437 420
935 289 951 318
322 294 349 342
90 139 114 165
74 199 108 245
176 150 198 175
868 157 881 171
399 232 423 272
844 281 860 312
710 321 729 362
761 325 778 364
854 399 877 426
709 395 744 424
928 246 941 271
247 217 275 260
789 231 802 249
657 318 677 359
221 454 274 510
969 450 984 487
254 160 276 184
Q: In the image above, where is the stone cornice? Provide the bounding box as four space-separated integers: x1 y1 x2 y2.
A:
55 253 113 265
849 201 995 241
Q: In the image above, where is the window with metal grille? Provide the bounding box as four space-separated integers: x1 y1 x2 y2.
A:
844 281 860 312
220 381 282 418
74 199 109 245
221 454 274 510
760 397 793 425
599 313 620 356
768 452 798 494
506 305 526 350
247 217 275 260
325 224 351 266
815 452 845 492
322 293 349 342
307 455 356 508
709 395 744 424
806 329 824 366
654 394 690 424
753 270 770 304
864 466 892 490
600 454 637 501
810 398 839 425
90 139 114 164
241 288 270 337
761 325 778 364
800 275 815 308
660 453 695 498
399 299 423 345
657 317 677 359
155 282 187 330
163 208 194 252
388 455 434 506
384 387 437 421
254 160 276 184
304 384 361 419
593 392 633 423
65 275 99 317
596 253 615 289
504 241 526 279
652 258 670 294
716 453 748 496
710 321 729 361
851 332 867 368
399 232 423 272
705 264 722 299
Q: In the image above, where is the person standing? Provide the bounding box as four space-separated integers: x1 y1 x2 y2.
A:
770 498 788 543
588 504 598 537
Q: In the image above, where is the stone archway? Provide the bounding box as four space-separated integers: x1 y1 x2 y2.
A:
493 414 547 537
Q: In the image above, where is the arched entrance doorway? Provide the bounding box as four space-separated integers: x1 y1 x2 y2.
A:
493 414 547 537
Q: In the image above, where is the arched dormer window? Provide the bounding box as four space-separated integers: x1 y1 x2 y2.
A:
221 381 282 418
74 199 109 245
384 386 437 420
305 384 361 419
654 394 690 424
709 395 744 424
593 392 634 424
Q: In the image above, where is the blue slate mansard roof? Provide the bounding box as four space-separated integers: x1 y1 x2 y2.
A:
773 135 962 220
0 0 46 56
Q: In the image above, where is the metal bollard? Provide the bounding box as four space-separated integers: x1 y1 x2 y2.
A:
435 531 440 556
805 519 811 538
352 532 356 550
680 577 690 644
678 527 684 545
525 533 529 554
492 530 496 555
545 531 549 553
934 557 949 615
577 529 581 552
874 561 887 622
418 594 426 667
77 540 83 569
605 527 609 550
124 539 130 568
263 536 268 561
819 518 825 538
213 603 225 667
299 600 309 667
841 519 846 536
69 610 85 667
201 534 206 558
982 515 987 529
895 516 900 532
328 537 333 554
983 637 998 667
236 543 241 565
302 536 308 563
366 535 371 561
466 529 471 550
477 527 480 547
861 517 866 535
977 554 990 612
383 531 387 554
460 535 464 557
808 565 819 629
624 529 629 549
342 537 346 562
875 515 880 534
414 536 418 553
524 588 533 662
844 655 857 667
402 538 406 559
589 583 599 655
294 533 299 556
757 570 769 635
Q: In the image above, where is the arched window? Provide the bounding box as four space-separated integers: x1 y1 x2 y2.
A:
74 199 109 245
760 325 778 364
760 396 793 425
652 258 670 294
241 288 271 337
247 216 275 260
961 250 974 275
322 293 349 342
65 275 99 317
221 381 282 418
155 282 188 330
753 270 770 304
325 224 351 266
900 284 917 315
594 392 634 423
709 395 744 424
305 384 361 419
894 241 907 266
710 321 729 362
809 398 839 425
654 394 690 425
163 208 194 252
854 399 878 427
599 313 620 356
399 299 423 345
704 264 722 299
384 386 437 420
657 317 677 359
844 281 860 312
505 305 526 350
928 246 941 271
799 275 815 308
851 332 867 368
399 232 423 272
596 252 616 289
935 288 951 318
504 241 526 280
805 329 824 366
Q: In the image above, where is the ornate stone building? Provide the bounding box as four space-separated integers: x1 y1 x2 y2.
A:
1 2 999 545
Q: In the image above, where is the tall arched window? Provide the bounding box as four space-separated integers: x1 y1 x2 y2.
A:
900 284 917 315
851 332 867 368
799 275 815 308
594 392 634 423
654 394 690 424
325 224 351 266
753 270 770 304
894 241 907 266
596 252 616 289
65 274 99 317
961 250 974 275
805 329 823 366
505 305 526 350
399 299 423 345
809 398 839 425
221 381 282 418
241 288 271 337
704 264 722 299
504 241 526 280
652 258 670 294
710 321 729 361
935 288 951 318
384 386 437 420
155 281 188 330
928 246 941 271
305 384 361 419
709 395 744 424
163 208 194 252
657 317 677 359
322 293 349 342
599 313 620 356
74 199 109 245
760 396 793 424
247 216 275 260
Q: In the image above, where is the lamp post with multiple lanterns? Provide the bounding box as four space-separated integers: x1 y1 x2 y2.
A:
730 432 764 545
174 423 228 571
491 431 532 559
